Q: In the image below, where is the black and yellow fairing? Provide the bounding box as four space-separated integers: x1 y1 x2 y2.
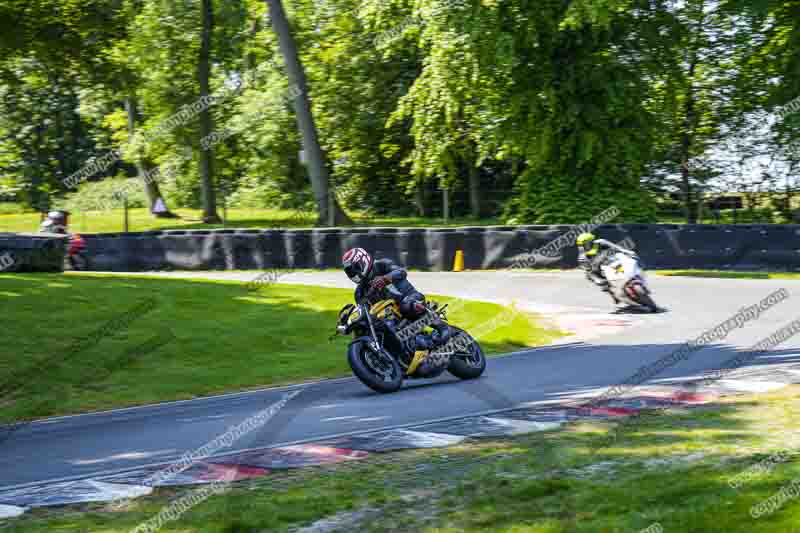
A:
335 298 452 380
368 299 401 321
340 299 401 332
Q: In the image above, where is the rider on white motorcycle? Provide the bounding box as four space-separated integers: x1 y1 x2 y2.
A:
575 233 639 305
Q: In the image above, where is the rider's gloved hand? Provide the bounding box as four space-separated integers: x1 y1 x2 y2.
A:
369 275 391 291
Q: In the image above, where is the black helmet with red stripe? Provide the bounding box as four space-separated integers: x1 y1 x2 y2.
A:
342 248 373 284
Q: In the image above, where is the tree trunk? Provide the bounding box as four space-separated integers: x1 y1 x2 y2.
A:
680 166 695 223
415 181 428 217
246 17 260 73
678 0 708 225
124 98 177 218
265 0 352 226
198 0 221 224
32 125 45 213
680 57 699 224
468 161 481 218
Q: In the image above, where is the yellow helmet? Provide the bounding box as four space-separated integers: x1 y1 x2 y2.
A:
576 232 598 256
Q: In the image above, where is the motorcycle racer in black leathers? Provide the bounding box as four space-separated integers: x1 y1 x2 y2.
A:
342 248 450 371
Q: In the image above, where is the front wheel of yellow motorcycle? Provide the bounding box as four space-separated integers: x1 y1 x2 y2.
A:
446 327 486 380
348 341 404 393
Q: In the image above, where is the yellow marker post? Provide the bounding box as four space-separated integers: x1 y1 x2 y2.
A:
453 249 465 272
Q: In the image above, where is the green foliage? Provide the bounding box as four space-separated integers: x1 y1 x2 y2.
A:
0 0 798 224
507 173 657 224
0 202 29 215
60 177 150 213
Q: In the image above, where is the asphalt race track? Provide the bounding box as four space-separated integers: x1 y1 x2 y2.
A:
2 271 800 495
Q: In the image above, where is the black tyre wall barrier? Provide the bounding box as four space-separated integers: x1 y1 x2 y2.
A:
459 228 486 270
312 229 343 269
89 233 130 271
259 230 289 268
211 230 236 270
425 229 462 271
284 230 314 268
483 228 536 268
232 230 261 270
129 235 165 271
395 229 428 269
5 225 800 272
165 230 211 270
0 232 67 272
367 232 403 267
624 225 670 269
737 226 800 271
518 226 575 269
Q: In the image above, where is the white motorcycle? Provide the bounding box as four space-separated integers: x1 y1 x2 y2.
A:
600 252 660 312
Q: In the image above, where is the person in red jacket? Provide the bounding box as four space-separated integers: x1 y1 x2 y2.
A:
39 210 88 270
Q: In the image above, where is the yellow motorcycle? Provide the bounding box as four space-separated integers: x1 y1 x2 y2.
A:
331 288 486 393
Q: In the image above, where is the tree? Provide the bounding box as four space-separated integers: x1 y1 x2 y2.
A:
124 97 177 217
265 0 351 225
197 0 222 223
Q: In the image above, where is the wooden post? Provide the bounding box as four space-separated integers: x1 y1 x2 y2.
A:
123 196 129 233
443 188 450 224
328 189 335 227
221 182 227 227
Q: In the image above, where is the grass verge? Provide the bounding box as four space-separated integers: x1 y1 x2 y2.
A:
0 208 502 234
657 270 800 280
6 384 800 532
0 273 563 424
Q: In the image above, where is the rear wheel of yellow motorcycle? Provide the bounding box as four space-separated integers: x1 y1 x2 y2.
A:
446 327 486 379
348 341 404 393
